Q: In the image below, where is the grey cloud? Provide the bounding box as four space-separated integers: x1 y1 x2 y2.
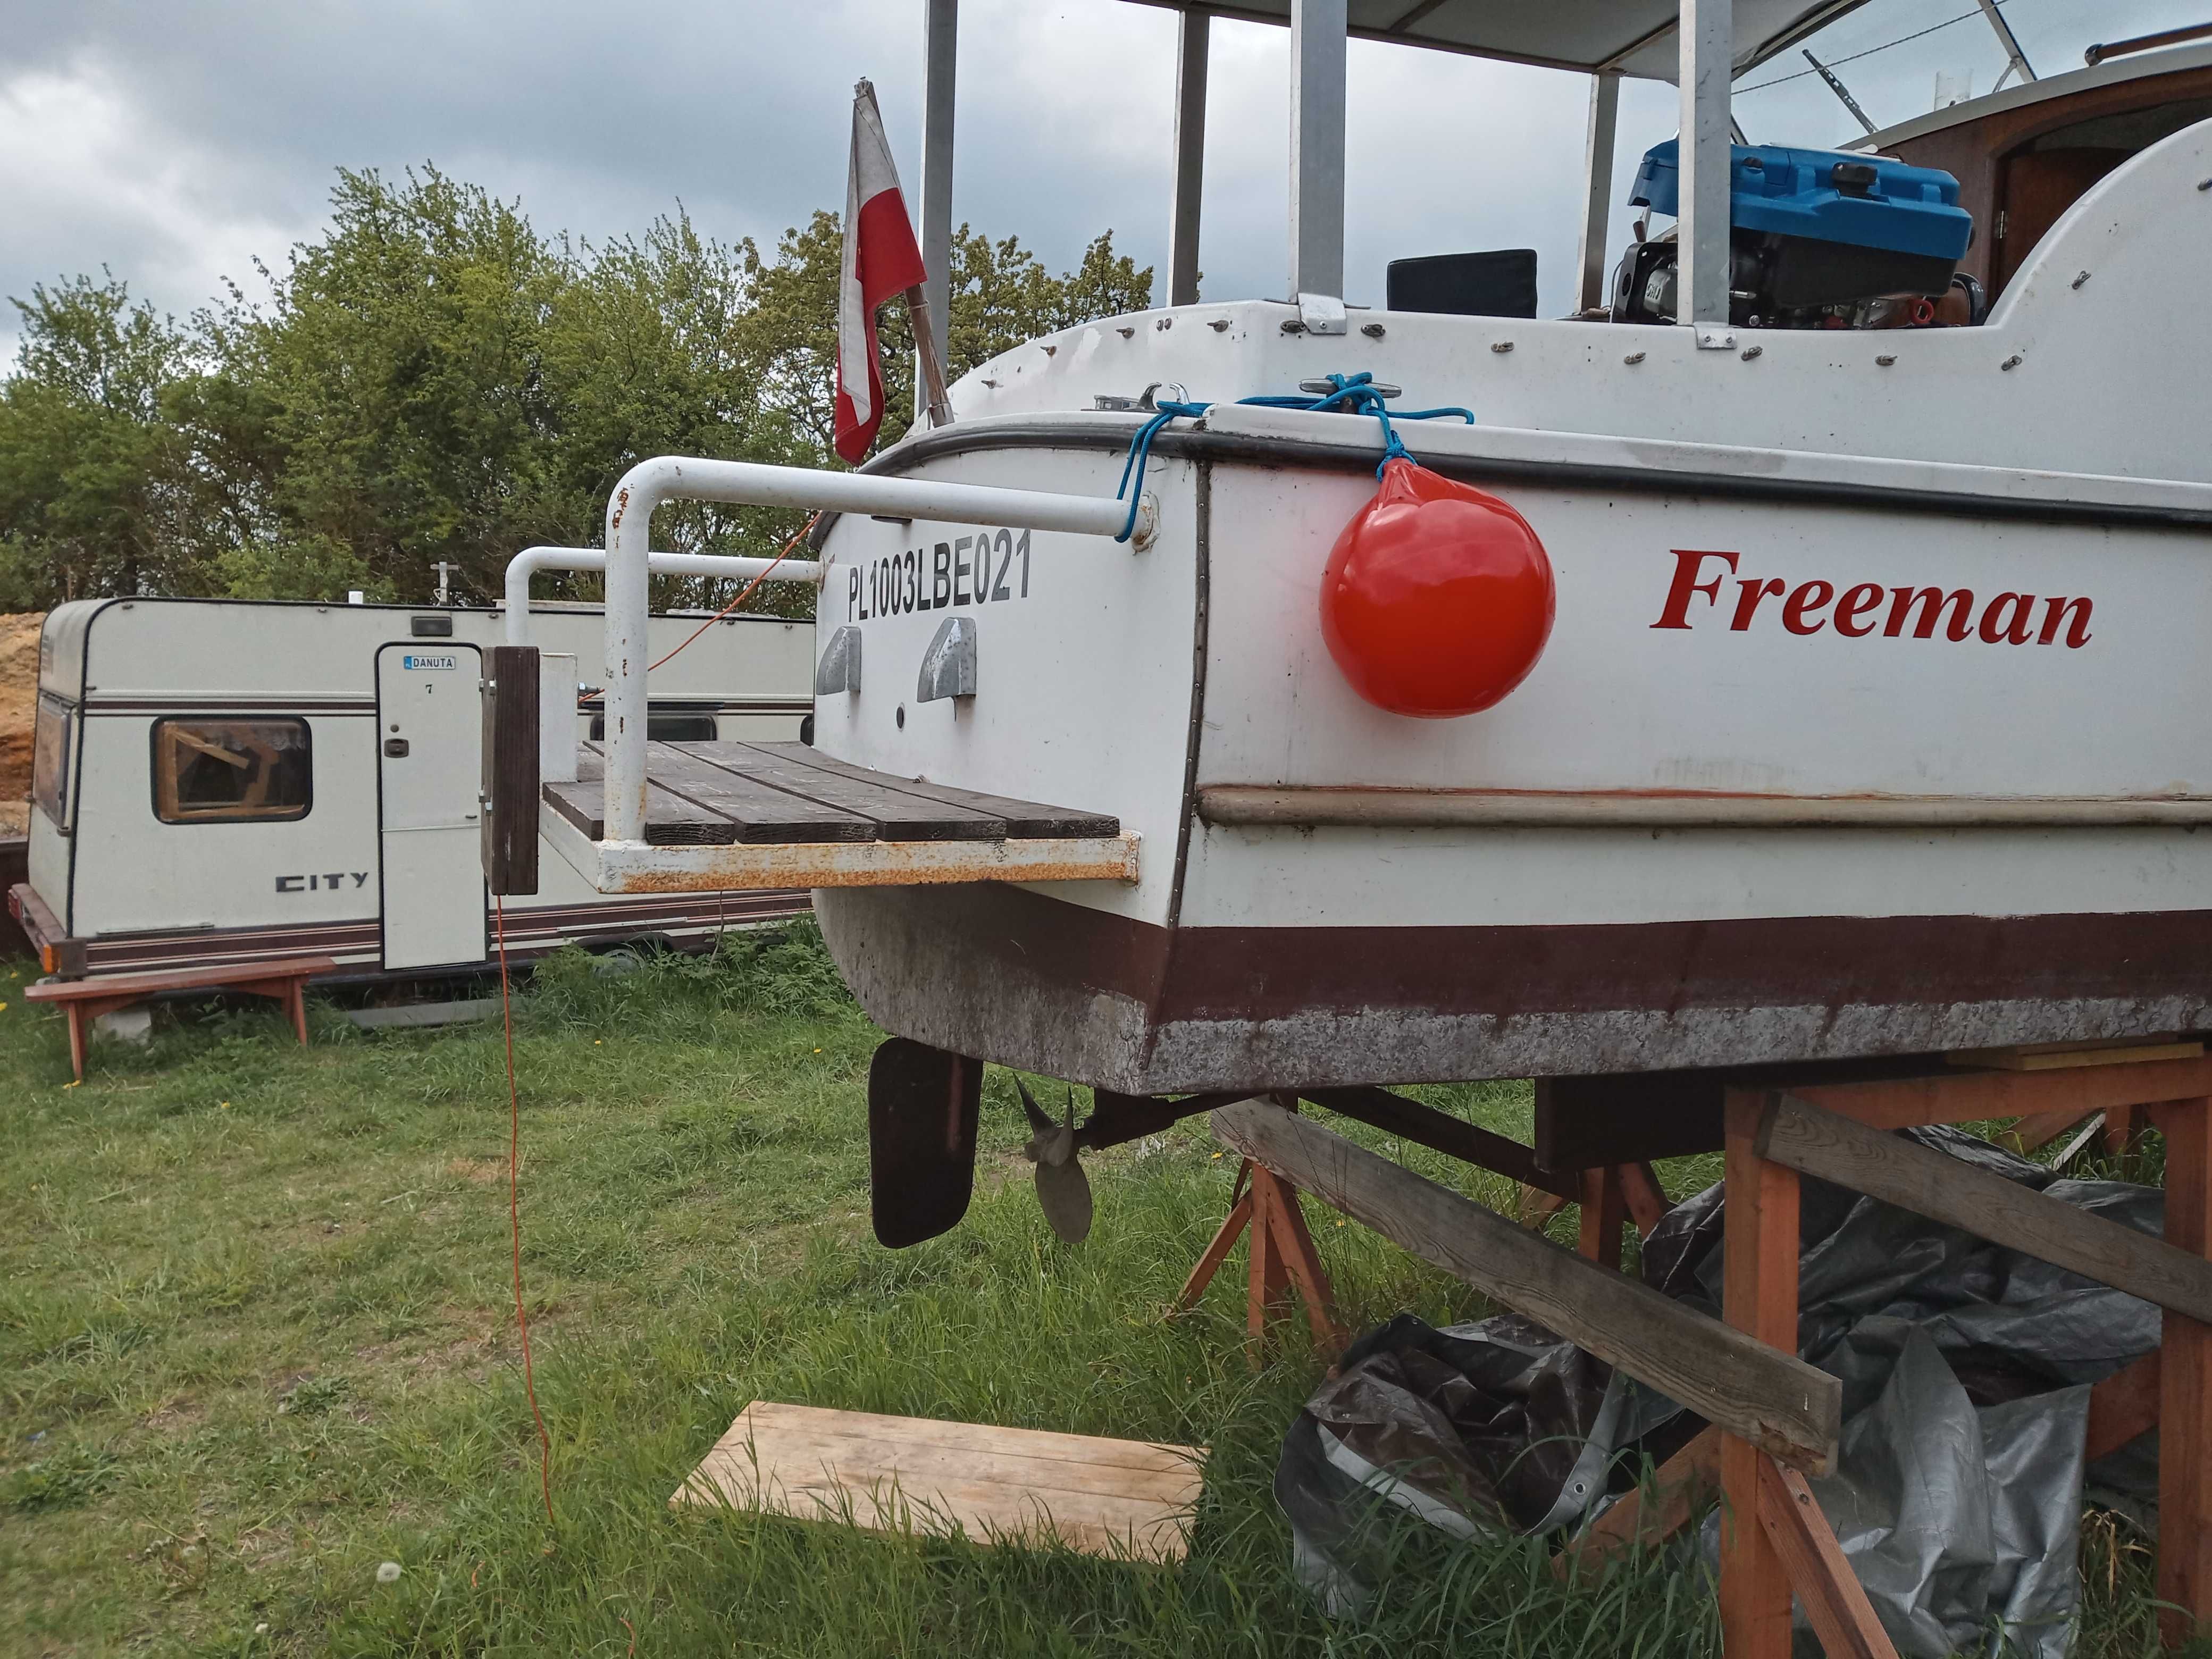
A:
2 0 2202 364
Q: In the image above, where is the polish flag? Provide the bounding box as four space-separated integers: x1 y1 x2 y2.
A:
835 79 928 464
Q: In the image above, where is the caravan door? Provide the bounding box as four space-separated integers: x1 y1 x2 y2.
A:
375 643 487 970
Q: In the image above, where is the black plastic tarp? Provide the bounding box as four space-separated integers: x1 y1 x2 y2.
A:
1276 1127 2165 1657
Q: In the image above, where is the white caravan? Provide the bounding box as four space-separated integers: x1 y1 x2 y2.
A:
9 597 812 979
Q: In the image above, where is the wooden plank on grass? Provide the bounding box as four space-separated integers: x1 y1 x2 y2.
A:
1209 1101 1840 1474
673 1401 1206 1563
1756 1094 2212 1325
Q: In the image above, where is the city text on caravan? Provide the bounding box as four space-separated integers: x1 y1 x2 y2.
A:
1649 550 2093 648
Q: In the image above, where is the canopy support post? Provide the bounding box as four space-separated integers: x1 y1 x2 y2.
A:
919 0 958 392
1679 0 1737 349
1976 0 2037 89
1169 6 1210 308
1289 0 1347 331
1576 71 1621 314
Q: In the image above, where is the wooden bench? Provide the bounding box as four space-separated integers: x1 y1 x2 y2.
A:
24 956 339 1082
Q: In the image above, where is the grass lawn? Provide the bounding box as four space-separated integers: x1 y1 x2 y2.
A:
0 924 2176 1657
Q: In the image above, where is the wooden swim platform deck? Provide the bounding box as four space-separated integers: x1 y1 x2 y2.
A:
539 741 1139 894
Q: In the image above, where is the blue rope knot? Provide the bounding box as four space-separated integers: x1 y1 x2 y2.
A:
1112 371 1474 542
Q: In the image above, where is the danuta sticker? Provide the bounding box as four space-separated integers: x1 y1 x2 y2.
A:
400 652 459 669
1650 550 2093 648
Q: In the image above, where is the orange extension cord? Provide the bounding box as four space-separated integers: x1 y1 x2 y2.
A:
646 514 821 673
493 895 556 1525
497 514 816 1529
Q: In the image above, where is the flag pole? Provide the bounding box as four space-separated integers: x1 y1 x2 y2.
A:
907 286 952 428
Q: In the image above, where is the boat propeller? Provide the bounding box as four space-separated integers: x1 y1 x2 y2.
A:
1016 1077 1094 1244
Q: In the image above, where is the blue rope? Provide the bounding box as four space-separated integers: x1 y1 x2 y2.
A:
1113 371 1473 542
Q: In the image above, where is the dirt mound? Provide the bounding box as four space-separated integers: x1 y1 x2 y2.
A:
1 612 43 836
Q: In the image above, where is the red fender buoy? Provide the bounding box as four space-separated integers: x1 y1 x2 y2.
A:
1318 458 1555 718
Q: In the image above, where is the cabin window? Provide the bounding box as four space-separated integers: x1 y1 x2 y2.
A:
587 709 719 743
32 695 72 826
149 717 313 824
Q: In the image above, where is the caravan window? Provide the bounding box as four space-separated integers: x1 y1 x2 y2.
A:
32 695 72 826
150 717 313 824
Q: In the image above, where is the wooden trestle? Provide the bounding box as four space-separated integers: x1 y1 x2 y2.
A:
1202 1052 2212 1655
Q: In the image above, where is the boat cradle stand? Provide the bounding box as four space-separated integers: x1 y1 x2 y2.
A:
1204 1050 2212 1656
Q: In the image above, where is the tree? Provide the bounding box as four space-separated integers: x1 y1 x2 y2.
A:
0 166 1155 618
228 166 571 603
0 273 196 606
740 213 1154 462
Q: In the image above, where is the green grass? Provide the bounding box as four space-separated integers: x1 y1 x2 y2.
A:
0 928 2176 1656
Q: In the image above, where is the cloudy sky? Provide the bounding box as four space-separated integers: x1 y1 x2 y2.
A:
3 0 2203 361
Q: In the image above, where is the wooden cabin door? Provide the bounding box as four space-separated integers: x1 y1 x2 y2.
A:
374 643 488 970
1992 145 2129 291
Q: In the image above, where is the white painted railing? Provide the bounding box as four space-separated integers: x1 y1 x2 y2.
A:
598 457 1136 845
500 545 822 647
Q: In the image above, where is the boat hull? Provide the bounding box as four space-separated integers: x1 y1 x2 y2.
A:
818 881 2212 1092
802 127 2212 1090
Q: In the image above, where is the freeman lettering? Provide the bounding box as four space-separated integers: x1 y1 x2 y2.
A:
1652 549 2092 649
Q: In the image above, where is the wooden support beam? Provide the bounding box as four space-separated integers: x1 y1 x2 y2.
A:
1579 1165 1628 1267
1261 1168 1345 1353
1756 1094 2212 1325
2148 1096 2212 1648
2004 1105 2094 1152
1175 1158 1340 1356
1789 1054 2212 1131
2049 1113 2109 1172
1175 1186 1251 1314
1722 1090 1801 1659
1247 1168 1291 1360
1950 1039 2202 1073
1618 1161 1671 1237
2086 1350 2161 1463
1520 1185 1571 1229
482 644 541 895
1303 1086 1576 1199
1757 1455 1900 1659
1535 1071 1724 1170
1556 1426 1720 1576
1211 1101 1839 1472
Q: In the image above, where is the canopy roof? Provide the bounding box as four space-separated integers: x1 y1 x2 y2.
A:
1118 0 1874 79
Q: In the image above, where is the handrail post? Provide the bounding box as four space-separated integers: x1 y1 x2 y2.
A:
1679 0 1736 349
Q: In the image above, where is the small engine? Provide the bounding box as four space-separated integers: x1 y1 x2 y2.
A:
1613 140 1974 329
